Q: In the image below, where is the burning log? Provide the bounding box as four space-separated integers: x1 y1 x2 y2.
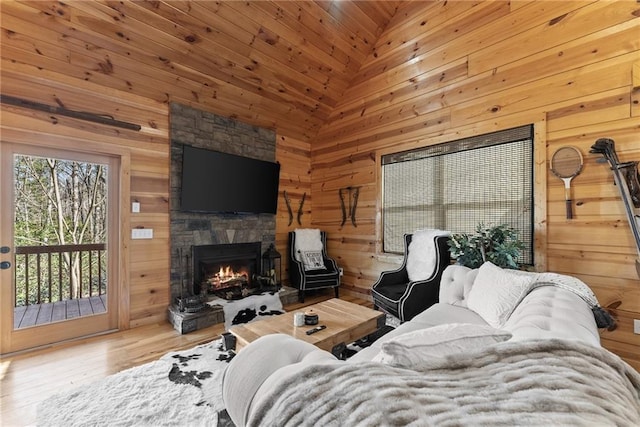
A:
218 277 248 287
205 265 249 290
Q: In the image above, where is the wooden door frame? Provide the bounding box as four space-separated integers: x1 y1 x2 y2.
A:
0 141 130 354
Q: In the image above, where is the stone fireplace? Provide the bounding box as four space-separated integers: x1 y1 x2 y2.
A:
167 103 301 334
169 102 277 303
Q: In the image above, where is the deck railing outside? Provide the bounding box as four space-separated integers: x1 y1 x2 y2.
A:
14 243 107 307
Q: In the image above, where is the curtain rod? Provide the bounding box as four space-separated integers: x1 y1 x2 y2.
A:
0 94 142 131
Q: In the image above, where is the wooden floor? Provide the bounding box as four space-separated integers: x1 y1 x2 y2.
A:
0 291 370 427
14 295 107 329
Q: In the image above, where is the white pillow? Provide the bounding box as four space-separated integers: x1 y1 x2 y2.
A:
406 229 450 281
466 261 533 328
300 250 324 271
372 323 511 368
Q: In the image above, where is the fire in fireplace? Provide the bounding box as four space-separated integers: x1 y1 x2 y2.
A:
203 263 251 292
192 242 262 300
208 265 249 288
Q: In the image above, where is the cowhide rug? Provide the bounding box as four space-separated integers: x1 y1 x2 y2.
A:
36 339 234 427
209 291 284 331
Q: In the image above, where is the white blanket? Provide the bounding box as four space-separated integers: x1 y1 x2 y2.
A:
406 229 450 281
249 339 640 426
293 228 323 262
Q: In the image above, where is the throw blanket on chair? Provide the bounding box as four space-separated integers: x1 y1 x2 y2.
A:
248 339 640 426
406 229 450 281
294 228 323 262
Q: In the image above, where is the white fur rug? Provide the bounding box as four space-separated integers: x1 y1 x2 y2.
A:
35 301 391 426
36 339 232 427
36 294 284 426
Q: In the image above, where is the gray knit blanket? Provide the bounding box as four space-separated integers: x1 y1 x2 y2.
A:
249 339 640 426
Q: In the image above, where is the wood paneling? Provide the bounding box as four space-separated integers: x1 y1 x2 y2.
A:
0 0 397 344
1 0 400 141
1 0 639 364
275 134 312 277
601 308 640 370
0 60 170 331
309 0 640 364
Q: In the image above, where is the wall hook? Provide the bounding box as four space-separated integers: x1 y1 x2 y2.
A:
339 186 360 228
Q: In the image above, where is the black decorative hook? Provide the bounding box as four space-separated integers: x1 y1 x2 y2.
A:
284 191 306 226
339 186 360 228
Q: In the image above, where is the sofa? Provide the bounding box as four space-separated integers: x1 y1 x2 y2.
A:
222 262 639 426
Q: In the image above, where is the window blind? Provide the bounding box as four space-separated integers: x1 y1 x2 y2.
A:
382 125 534 265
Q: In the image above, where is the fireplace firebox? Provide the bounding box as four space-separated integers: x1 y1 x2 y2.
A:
192 242 263 300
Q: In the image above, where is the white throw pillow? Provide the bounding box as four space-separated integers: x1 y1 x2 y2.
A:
372 323 511 368
406 229 450 281
300 250 324 271
466 261 533 328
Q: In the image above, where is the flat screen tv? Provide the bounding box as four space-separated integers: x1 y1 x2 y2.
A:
180 145 280 214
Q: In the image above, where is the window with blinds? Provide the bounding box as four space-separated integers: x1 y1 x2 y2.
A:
382 125 534 265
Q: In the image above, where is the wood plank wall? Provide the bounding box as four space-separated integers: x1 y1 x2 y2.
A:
275 135 312 275
0 0 319 335
0 66 171 329
0 75 310 331
309 0 640 366
1 0 639 366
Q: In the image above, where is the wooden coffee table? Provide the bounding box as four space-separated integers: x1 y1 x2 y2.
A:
229 298 386 354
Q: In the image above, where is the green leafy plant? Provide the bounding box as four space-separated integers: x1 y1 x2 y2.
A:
448 223 524 269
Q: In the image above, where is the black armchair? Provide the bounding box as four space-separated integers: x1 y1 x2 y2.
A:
371 232 450 322
288 230 340 303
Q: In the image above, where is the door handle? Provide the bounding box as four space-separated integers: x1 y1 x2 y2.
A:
0 261 10 269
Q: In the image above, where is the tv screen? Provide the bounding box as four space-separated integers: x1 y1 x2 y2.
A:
180 145 280 214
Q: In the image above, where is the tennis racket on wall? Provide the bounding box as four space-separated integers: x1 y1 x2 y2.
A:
550 146 584 219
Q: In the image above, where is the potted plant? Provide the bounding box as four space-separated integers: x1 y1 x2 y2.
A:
448 223 524 269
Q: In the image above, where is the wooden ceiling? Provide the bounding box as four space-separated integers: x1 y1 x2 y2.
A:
1 1 404 141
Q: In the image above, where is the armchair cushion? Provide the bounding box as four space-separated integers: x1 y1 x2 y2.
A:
379 282 411 300
406 229 450 281
300 250 324 271
303 268 333 276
